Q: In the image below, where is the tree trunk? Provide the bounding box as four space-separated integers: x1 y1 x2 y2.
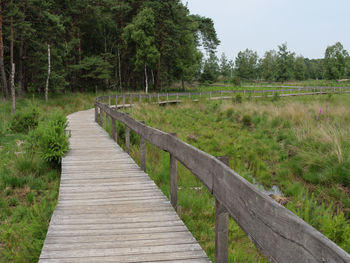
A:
0 0 8 100
10 11 14 95
78 29 81 63
18 35 23 98
155 56 161 90
11 63 15 114
145 64 148 94
45 44 51 103
151 69 154 88
118 47 122 92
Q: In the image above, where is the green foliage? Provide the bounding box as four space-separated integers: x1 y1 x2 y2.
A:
276 43 295 82
234 94 242 104
259 50 277 81
10 106 40 133
235 49 259 80
231 75 241 86
324 42 349 80
272 92 280 101
26 113 69 166
242 114 252 127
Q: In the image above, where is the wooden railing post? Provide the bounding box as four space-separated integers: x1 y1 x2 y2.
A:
216 156 229 263
170 133 178 210
94 104 98 123
100 107 104 127
108 96 111 106
111 116 117 142
140 121 146 172
157 93 160 104
125 125 130 154
105 111 109 128
139 94 141 103
123 95 125 108
115 95 118 108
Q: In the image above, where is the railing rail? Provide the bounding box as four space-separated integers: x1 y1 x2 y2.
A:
94 88 350 263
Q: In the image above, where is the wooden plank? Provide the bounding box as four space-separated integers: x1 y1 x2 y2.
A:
39 250 208 263
40 243 203 259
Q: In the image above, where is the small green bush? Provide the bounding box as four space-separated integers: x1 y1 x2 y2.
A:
11 106 40 133
242 115 252 127
235 94 242 104
231 76 241 86
272 92 280 102
26 113 69 166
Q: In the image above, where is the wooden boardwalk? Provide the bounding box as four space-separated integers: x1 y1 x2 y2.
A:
39 109 210 263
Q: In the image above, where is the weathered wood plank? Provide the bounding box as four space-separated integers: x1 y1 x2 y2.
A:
39 250 208 263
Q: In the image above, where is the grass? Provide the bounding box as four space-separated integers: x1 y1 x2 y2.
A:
0 92 100 262
118 93 350 261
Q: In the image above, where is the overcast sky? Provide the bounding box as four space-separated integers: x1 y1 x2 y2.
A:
185 0 350 60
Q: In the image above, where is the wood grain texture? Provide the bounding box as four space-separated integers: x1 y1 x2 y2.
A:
39 109 209 262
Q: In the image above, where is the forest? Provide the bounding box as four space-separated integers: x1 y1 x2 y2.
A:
0 0 219 98
1 0 350 103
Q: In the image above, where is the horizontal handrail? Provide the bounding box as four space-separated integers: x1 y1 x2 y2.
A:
94 88 350 263
96 86 350 102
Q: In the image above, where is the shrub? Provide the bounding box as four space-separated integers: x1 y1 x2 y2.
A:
231 76 241 86
242 115 252 127
235 94 242 104
272 92 280 101
11 106 40 133
26 113 69 166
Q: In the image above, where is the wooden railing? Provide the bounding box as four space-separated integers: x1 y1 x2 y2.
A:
94 88 350 263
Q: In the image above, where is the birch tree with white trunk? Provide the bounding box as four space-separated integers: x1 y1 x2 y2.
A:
45 44 51 102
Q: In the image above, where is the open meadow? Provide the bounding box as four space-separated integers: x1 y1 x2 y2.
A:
113 92 350 262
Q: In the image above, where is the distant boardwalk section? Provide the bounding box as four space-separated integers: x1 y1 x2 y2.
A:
39 109 210 263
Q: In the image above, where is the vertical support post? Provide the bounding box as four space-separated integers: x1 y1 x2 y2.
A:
209 91 212 100
123 95 125 108
95 104 98 123
170 133 178 210
108 96 111 106
125 125 130 154
139 94 141 103
105 111 109 128
100 108 104 127
157 93 160 104
111 116 117 142
167 93 169 102
115 95 118 108
176 93 179 101
149 94 151 103
220 91 223 100
215 156 229 263
140 121 146 172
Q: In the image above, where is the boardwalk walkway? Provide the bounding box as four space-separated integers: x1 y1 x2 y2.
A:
39 109 210 263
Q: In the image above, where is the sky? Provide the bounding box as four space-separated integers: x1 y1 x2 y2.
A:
185 0 350 60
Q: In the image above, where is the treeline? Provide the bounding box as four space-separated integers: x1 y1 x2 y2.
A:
0 0 220 100
201 42 350 84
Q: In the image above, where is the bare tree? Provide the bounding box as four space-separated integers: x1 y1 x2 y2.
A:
10 63 15 114
45 44 51 102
